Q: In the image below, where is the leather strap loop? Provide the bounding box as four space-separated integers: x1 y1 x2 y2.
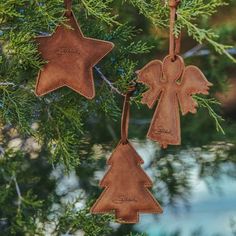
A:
121 87 135 144
175 31 182 55
169 0 181 61
64 0 72 16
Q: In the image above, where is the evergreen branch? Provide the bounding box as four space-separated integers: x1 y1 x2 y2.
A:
178 0 227 19
126 0 236 62
125 0 168 28
178 15 236 63
0 87 33 133
81 0 119 25
194 95 225 134
119 41 154 55
1 30 42 69
0 1 235 233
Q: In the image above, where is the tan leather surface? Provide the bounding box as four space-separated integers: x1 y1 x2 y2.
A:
35 11 114 99
91 92 163 224
137 55 213 148
91 141 163 224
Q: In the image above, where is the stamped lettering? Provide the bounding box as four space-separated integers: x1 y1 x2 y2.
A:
57 47 80 56
155 126 171 134
112 195 137 204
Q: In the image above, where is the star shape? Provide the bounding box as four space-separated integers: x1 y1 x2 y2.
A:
35 11 114 99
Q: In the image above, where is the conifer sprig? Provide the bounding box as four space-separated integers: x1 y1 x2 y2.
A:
126 0 236 62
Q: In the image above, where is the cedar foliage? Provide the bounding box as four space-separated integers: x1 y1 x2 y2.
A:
0 0 235 235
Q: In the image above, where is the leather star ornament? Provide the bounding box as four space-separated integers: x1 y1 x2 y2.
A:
35 11 114 99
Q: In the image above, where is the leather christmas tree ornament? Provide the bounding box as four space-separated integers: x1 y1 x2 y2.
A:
35 0 114 99
136 0 213 148
91 90 163 224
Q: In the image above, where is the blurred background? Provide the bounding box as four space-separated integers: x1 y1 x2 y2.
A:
0 0 236 235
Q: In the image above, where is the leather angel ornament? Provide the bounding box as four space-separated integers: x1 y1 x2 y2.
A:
136 0 213 148
91 90 163 224
137 55 212 148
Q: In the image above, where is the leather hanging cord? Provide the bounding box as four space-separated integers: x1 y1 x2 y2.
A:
64 0 72 15
175 31 182 55
169 0 181 61
121 88 135 144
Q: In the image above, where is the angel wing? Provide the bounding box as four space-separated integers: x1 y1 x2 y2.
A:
178 66 213 115
136 60 165 109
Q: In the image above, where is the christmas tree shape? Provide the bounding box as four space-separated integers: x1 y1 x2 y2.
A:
91 90 163 223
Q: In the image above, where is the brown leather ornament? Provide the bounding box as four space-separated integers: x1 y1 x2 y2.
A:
136 0 213 148
35 0 114 99
91 90 163 224
137 56 212 148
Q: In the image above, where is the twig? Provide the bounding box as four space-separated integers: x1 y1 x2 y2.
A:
0 67 125 97
13 176 22 210
0 82 15 86
1 45 235 97
183 44 204 58
95 66 125 96
0 145 5 156
183 45 236 58
65 227 72 235
0 82 34 94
